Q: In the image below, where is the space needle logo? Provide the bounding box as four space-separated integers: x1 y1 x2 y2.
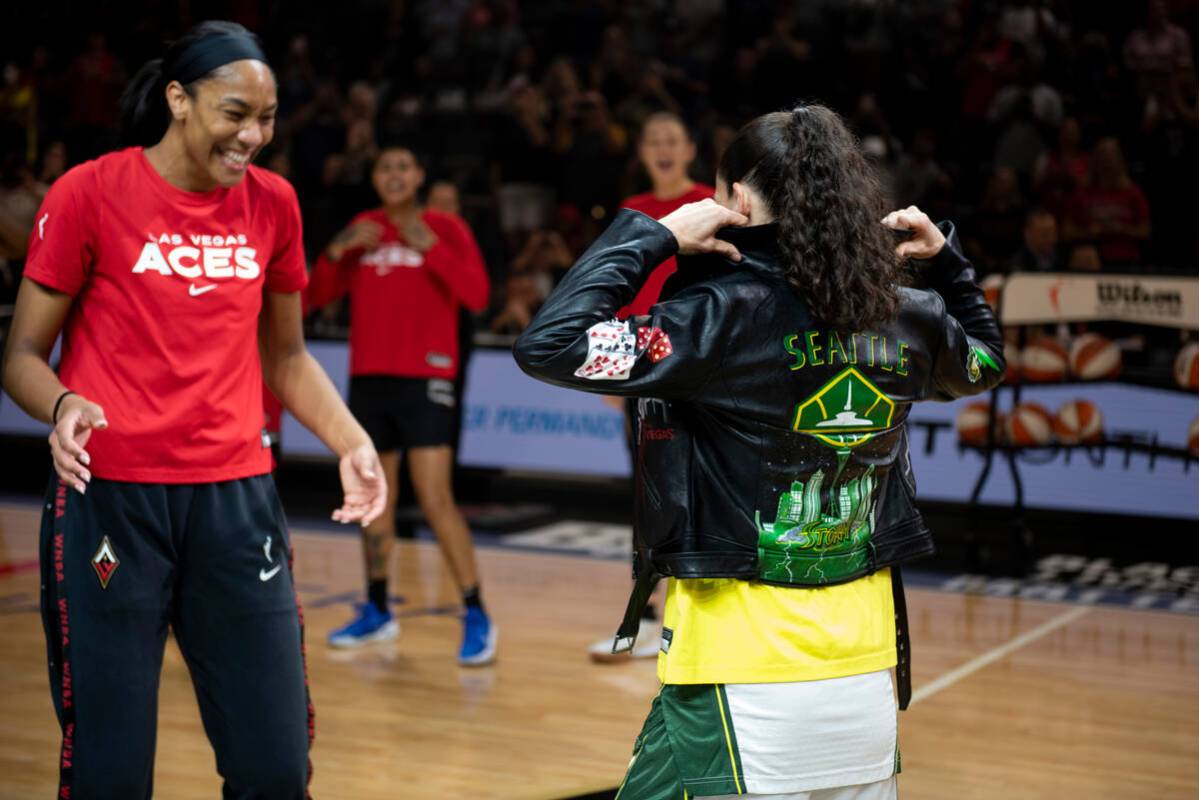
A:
791 367 895 449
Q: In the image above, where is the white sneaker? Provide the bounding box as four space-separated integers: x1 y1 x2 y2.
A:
588 618 662 663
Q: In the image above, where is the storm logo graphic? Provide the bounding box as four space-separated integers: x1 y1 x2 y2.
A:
755 466 876 585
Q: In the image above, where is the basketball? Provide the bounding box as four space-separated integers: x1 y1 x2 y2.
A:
1174 343 1199 390
956 401 1004 446
1021 339 1069 383
1069 333 1121 380
1002 343 1021 385
1006 402 1054 446
1052 399 1104 444
1189 417 1199 456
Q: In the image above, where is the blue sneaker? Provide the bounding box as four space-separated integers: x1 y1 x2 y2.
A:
458 606 498 666
327 603 400 648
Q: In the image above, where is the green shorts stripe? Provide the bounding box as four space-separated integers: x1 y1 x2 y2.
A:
617 685 747 799
713 686 744 794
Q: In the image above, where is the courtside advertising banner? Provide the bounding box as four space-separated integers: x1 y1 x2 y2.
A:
1001 273 1199 329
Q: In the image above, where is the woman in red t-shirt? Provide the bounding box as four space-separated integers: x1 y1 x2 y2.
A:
591 112 713 663
0 22 384 798
1062 137 1152 266
306 147 496 665
619 112 716 318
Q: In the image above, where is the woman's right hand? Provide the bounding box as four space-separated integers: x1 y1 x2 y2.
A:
881 205 946 260
327 220 383 261
50 394 107 494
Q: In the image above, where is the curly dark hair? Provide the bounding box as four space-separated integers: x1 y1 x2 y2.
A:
718 104 906 330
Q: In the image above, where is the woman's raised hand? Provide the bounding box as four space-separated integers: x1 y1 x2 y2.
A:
881 205 946 260
659 199 749 262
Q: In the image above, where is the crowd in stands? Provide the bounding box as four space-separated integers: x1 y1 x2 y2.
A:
1 0 1197 339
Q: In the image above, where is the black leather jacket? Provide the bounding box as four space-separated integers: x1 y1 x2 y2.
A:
515 210 1004 592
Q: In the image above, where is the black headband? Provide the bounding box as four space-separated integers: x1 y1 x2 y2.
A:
168 32 268 86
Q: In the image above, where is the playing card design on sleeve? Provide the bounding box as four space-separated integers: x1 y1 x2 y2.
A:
575 319 639 380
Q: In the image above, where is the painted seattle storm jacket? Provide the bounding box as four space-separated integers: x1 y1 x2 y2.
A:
513 208 1004 606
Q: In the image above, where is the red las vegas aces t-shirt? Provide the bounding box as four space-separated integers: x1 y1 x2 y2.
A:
24 147 308 483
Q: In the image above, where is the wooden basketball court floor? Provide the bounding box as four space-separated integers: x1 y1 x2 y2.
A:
0 499 1195 799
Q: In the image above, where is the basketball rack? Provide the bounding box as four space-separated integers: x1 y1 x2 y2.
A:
961 272 1199 570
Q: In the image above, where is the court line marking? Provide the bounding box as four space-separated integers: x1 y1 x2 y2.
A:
910 605 1091 706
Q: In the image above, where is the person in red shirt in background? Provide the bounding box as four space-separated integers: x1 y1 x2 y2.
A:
618 112 716 319
591 111 713 663
307 146 497 664
1 22 385 797
1062 137 1151 267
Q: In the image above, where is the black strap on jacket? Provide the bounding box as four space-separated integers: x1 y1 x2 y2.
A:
611 567 661 654
893 566 912 710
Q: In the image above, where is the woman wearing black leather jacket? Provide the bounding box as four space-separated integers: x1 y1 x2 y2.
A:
515 105 1004 800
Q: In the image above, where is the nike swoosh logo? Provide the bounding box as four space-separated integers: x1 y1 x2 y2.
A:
259 565 282 582
189 283 217 297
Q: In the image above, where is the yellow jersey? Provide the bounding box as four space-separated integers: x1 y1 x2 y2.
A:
657 569 897 685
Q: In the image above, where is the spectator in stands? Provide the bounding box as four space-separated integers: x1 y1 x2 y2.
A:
1008 208 1061 273
460 0 528 96
339 82 379 187
999 0 1065 64
1067 242 1103 272
1124 0 1194 101
0 61 37 163
542 56 583 142
490 272 541 334
0 153 42 261
287 78 347 194
341 118 379 189
1033 116 1089 218
752 9 818 112
968 166 1027 271
36 140 66 186
555 91 628 238
693 120 737 187
992 91 1050 184
493 82 554 239
64 32 124 160
851 93 900 202
427 180 461 216
893 128 953 218
1142 66 1199 265
277 35 317 124
490 229 575 334
1062 137 1151 266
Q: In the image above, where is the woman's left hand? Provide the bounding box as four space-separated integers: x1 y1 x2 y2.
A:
333 444 387 526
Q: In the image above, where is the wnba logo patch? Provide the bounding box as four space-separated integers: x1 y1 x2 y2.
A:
91 536 120 589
